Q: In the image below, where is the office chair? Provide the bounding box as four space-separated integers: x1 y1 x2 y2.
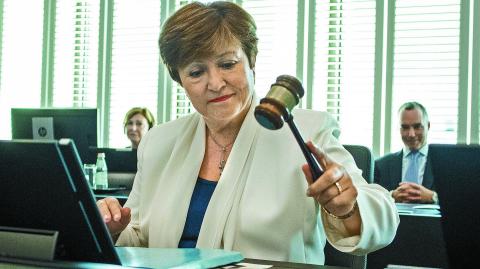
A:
344 144 374 183
324 243 367 269
323 144 373 269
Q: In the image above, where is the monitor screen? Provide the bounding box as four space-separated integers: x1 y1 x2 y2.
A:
0 139 121 264
10 108 97 163
85 147 137 173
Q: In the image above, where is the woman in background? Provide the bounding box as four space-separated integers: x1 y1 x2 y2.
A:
123 107 155 149
98 1 399 265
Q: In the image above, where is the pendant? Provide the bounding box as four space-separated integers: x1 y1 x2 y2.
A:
219 159 226 173
219 147 227 175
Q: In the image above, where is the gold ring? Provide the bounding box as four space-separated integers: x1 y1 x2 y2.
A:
335 181 343 195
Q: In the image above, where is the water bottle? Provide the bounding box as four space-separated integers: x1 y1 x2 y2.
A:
95 152 108 189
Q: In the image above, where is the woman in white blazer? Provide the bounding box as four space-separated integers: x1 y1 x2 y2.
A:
97 1 399 265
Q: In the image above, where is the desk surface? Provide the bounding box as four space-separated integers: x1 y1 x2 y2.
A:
94 190 130 200
244 258 347 268
395 203 441 217
95 191 129 207
367 203 447 269
90 199 445 269
0 257 348 269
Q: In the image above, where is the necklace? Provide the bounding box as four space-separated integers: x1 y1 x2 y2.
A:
209 131 235 174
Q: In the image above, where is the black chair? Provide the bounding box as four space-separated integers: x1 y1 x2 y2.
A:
344 144 374 183
323 144 374 269
324 243 366 269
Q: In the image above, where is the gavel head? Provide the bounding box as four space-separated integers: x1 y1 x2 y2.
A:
254 75 304 130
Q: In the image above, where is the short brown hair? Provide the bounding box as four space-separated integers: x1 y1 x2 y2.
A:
123 107 156 130
159 1 258 84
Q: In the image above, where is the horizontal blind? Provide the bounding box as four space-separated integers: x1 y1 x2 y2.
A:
0 0 44 139
170 0 196 120
53 0 99 108
109 0 160 147
242 0 298 99
172 81 194 119
312 0 331 112
314 0 376 147
391 0 460 150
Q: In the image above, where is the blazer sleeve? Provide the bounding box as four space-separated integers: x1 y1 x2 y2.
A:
115 129 151 247
305 112 399 255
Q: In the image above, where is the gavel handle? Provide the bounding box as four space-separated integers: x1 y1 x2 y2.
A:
286 117 324 181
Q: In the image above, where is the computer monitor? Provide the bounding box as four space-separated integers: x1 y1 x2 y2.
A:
0 139 121 264
85 147 137 191
85 147 137 173
11 108 97 163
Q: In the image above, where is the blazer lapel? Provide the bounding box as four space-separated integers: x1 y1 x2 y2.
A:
422 154 435 189
149 115 205 247
197 101 260 249
389 150 403 190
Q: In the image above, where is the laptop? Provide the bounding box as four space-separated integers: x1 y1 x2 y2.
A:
0 139 243 268
429 144 480 269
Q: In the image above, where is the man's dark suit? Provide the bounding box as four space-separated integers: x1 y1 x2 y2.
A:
374 150 435 191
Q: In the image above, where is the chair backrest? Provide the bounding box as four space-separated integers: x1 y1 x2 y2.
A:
324 242 367 269
323 144 372 269
343 144 374 183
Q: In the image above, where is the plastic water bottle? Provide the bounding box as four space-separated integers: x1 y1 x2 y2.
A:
95 152 108 189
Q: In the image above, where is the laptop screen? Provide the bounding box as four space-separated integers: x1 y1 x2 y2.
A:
0 139 121 264
429 143 480 269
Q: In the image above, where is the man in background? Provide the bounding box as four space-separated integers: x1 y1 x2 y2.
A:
374 102 437 204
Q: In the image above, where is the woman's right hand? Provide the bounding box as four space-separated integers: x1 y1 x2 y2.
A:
96 197 131 236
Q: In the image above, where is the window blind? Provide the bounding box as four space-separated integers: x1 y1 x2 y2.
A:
314 0 376 147
108 0 160 147
242 0 298 99
390 0 460 150
169 0 195 120
0 0 44 139
53 0 99 108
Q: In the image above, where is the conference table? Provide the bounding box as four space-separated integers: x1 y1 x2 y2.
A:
95 189 130 205
96 190 449 269
367 203 448 269
0 257 348 269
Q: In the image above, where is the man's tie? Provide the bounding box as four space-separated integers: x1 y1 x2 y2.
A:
405 151 421 184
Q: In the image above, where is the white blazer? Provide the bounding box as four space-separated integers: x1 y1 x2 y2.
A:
116 100 399 265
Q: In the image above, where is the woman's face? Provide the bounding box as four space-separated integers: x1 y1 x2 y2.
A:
126 113 149 147
178 45 255 126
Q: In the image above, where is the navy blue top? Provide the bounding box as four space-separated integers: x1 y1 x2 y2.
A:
178 177 217 248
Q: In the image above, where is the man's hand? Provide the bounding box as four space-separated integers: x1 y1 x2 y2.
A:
392 182 434 203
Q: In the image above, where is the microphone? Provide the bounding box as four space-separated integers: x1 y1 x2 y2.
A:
255 75 323 181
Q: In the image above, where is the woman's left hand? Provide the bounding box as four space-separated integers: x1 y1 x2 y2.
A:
302 141 361 235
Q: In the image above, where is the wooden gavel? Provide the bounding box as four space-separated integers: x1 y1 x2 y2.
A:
254 75 323 181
